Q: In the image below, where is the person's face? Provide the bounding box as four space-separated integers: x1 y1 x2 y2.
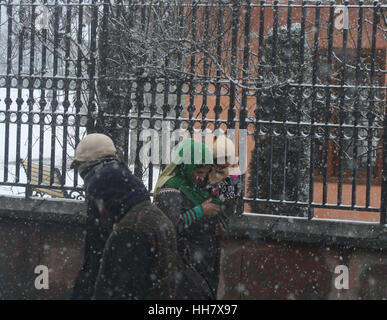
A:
215 157 230 169
216 162 230 170
93 198 116 229
95 200 108 216
192 165 212 186
72 160 85 170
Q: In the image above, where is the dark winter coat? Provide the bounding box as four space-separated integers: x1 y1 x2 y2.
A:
93 201 178 300
69 192 111 300
70 158 151 300
154 186 218 300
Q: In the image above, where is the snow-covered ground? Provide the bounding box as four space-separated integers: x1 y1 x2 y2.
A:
0 87 83 196
0 87 161 198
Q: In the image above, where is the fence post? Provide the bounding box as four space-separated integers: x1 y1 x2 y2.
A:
86 0 98 134
380 113 387 225
25 185 32 199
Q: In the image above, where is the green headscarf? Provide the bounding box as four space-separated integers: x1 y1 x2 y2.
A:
153 138 221 206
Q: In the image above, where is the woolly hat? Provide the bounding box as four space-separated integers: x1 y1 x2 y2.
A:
70 133 117 169
208 135 240 185
212 135 237 165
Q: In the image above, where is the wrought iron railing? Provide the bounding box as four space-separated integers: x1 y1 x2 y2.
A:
0 0 385 223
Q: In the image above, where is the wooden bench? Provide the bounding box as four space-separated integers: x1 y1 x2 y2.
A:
21 159 69 198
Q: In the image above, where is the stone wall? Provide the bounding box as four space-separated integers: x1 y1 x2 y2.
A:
0 196 386 300
0 196 85 300
218 215 387 300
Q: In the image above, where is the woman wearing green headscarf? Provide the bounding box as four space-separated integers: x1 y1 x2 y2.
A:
154 138 222 299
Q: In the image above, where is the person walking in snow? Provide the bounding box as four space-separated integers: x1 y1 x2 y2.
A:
69 133 119 300
206 135 242 203
88 160 178 299
203 135 242 296
69 133 177 300
153 138 222 299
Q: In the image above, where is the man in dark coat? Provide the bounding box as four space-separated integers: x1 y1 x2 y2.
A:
69 133 119 300
88 163 177 299
69 133 177 299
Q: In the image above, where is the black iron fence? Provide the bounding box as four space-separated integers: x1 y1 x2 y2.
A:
0 0 386 223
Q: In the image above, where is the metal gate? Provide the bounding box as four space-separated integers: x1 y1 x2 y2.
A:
0 0 386 223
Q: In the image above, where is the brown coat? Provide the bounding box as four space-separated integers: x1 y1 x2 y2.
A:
154 187 217 299
93 201 178 300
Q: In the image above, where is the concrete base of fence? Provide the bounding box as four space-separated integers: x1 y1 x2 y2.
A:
218 237 387 300
218 214 387 300
0 195 87 225
0 196 386 299
0 196 86 300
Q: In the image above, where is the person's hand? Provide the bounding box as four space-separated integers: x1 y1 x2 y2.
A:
201 198 221 216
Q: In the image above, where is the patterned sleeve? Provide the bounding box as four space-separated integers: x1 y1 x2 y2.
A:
230 175 242 197
154 188 205 234
182 205 204 228
211 175 242 201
